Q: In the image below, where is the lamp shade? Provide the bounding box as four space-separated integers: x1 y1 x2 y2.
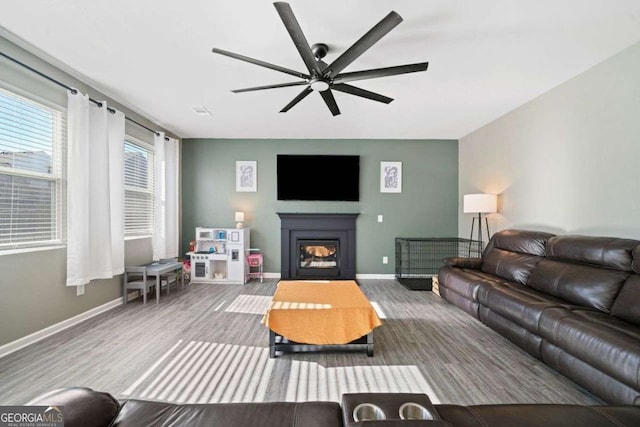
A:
234 211 245 222
463 194 497 214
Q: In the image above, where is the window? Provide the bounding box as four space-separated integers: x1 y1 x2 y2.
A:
124 138 154 236
0 85 66 249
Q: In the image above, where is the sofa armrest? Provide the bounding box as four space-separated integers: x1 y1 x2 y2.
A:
442 257 482 269
27 387 120 427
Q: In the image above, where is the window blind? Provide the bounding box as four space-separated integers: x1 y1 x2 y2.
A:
124 140 154 236
0 86 65 248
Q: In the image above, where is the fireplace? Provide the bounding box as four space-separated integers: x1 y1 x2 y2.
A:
299 239 339 276
278 213 358 280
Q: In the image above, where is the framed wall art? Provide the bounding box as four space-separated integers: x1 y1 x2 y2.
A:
380 161 402 193
236 161 257 192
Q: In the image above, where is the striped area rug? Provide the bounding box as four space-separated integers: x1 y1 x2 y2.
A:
224 295 273 315
122 340 438 404
285 361 438 402
123 340 274 403
122 297 434 403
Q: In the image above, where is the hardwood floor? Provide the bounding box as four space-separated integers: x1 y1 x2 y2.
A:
0 279 601 405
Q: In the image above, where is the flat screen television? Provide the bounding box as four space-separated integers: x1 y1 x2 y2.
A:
277 155 360 201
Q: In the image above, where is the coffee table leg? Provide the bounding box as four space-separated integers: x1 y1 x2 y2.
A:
366 332 374 357
269 330 277 358
156 276 160 304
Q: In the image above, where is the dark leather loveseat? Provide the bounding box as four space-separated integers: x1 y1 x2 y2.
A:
29 387 640 427
438 229 640 405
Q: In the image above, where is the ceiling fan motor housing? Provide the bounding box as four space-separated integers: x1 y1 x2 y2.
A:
211 2 428 116
311 43 329 60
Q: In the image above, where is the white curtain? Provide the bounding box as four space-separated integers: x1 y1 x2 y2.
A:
153 133 179 260
66 91 125 286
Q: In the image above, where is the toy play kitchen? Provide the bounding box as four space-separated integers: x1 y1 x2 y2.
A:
189 227 250 284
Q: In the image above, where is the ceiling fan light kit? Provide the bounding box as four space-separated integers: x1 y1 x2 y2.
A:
212 2 429 116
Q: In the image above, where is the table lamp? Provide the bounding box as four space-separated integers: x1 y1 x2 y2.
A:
235 211 245 229
463 194 497 252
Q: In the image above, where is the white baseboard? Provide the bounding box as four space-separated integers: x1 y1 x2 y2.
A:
262 273 396 280
263 272 281 279
0 297 123 359
356 274 396 279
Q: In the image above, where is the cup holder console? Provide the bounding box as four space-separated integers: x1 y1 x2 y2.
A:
353 403 386 422
342 393 443 426
399 402 434 420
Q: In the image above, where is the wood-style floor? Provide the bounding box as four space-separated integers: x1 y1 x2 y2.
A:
0 279 601 405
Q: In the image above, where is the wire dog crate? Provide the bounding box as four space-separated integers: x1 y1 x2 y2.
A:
395 238 482 290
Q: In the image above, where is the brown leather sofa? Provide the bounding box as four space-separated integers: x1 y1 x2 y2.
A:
438 229 640 405
29 387 640 427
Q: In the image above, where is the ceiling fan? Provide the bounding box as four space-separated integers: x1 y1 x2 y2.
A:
211 2 429 116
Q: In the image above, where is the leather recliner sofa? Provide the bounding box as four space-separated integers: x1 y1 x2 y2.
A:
29 387 640 427
438 229 640 405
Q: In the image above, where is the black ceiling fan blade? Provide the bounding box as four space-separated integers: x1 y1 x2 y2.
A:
331 83 393 104
333 62 429 84
280 87 313 112
320 89 341 116
273 2 323 76
232 81 308 93
324 11 403 78
212 48 309 79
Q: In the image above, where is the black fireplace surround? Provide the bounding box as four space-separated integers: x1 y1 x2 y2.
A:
277 213 358 280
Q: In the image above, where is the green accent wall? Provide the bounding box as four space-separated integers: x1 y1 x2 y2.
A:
181 139 458 274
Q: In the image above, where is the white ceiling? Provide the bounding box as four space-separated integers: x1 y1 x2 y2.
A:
1 0 639 140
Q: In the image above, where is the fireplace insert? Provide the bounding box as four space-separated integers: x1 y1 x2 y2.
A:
299 240 339 271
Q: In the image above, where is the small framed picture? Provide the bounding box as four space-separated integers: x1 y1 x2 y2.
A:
236 161 257 192
380 161 402 193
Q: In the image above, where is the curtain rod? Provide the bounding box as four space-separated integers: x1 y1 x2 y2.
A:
0 50 170 141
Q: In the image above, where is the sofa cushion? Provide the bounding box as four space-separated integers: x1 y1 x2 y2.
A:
479 306 543 358
438 266 490 301
481 249 544 285
436 404 640 427
611 275 640 326
541 341 640 406
527 259 628 312
113 400 343 427
478 230 552 285
485 229 554 256
547 236 639 271
539 308 640 391
477 282 567 334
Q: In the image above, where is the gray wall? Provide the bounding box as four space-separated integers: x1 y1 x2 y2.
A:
182 139 458 274
459 41 640 239
0 35 175 346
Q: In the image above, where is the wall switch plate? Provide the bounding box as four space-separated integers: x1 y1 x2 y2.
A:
377 215 383 223
383 256 389 264
77 284 85 296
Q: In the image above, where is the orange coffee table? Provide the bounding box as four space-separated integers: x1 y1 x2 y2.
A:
262 280 382 358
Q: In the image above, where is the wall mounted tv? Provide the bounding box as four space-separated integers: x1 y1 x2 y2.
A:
277 155 360 201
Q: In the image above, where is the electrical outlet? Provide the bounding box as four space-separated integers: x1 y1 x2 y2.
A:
377 215 383 223
77 284 85 296
382 256 389 264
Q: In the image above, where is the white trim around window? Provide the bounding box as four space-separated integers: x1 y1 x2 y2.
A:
0 81 67 251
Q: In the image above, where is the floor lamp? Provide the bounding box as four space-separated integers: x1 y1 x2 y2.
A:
463 194 497 256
